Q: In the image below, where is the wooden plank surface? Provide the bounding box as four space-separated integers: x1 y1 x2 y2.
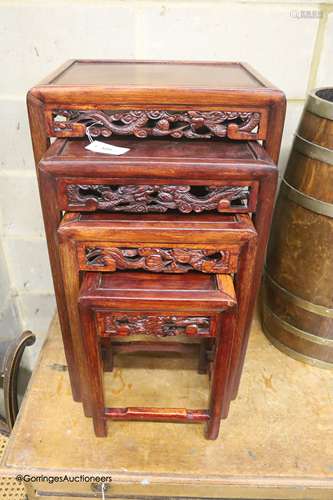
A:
1 311 333 499
48 61 264 88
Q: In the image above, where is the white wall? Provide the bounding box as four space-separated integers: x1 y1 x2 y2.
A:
0 0 332 368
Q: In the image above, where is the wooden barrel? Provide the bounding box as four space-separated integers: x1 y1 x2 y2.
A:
262 87 333 368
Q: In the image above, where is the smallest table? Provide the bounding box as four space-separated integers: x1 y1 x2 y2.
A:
78 272 237 439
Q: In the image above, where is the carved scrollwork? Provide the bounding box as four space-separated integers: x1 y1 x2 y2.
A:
101 313 211 337
52 109 261 140
66 184 249 213
85 247 234 273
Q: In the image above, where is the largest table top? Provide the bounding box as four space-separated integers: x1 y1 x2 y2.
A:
27 60 286 166
34 60 276 91
29 60 284 109
1 312 332 499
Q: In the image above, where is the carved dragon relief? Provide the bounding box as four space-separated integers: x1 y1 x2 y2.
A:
51 109 261 140
100 313 211 338
84 247 235 273
66 184 250 213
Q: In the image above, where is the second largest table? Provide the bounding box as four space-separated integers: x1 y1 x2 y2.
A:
40 138 273 413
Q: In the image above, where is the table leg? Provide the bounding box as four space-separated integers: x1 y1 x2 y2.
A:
206 311 236 440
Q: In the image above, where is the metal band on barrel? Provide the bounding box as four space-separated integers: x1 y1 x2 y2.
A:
264 272 333 318
263 302 333 346
263 327 333 370
281 179 333 218
294 134 333 166
307 89 333 121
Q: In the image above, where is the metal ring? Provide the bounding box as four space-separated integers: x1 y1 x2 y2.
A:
263 302 333 346
294 134 333 166
281 179 333 218
264 271 333 318
307 88 333 121
263 327 333 370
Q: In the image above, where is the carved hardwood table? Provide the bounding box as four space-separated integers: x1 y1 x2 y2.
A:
27 60 285 438
79 271 238 439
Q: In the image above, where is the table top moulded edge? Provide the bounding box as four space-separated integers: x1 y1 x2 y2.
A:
27 60 286 163
37 139 277 185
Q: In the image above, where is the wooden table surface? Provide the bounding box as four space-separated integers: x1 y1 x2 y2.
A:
1 311 333 499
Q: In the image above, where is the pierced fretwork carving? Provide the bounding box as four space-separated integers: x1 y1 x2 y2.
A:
85 247 235 273
100 313 211 337
51 109 261 140
66 184 249 213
